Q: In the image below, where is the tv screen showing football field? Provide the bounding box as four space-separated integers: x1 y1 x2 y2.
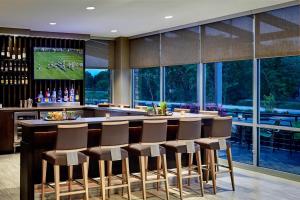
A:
34 47 84 80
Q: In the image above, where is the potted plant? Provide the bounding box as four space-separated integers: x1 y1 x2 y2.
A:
159 101 167 115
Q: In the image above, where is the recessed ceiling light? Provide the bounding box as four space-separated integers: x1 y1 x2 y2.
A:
110 30 118 33
164 15 173 19
86 6 95 10
49 22 56 26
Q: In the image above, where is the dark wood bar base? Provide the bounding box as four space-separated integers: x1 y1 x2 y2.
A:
19 114 213 200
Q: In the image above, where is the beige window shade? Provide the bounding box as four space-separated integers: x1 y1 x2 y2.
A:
85 40 115 69
255 5 300 58
161 26 200 66
129 35 160 68
202 16 253 63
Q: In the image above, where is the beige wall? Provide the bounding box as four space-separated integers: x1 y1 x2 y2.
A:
112 37 131 105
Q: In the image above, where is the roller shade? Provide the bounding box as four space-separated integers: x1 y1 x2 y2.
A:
201 16 253 63
255 5 300 58
85 39 115 69
161 26 200 66
129 34 160 68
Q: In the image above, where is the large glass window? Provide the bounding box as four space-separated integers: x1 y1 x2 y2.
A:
219 125 253 165
260 56 300 127
259 128 300 175
85 69 111 104
165 64 198 111
133 67 160 107
205 60 253 122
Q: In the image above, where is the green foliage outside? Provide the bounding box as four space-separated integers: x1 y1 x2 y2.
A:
85 69 110 104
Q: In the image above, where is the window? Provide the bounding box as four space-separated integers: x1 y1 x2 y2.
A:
219 125 253 165
133 67 160 107
85 69 111 104
165 64 198 111
205 60 253 122
260 56 300 127
259 128 300 175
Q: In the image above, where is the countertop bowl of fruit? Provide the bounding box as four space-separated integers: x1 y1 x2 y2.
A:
44 112 64 121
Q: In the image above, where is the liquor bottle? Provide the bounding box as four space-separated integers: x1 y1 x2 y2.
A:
0 75 4 85
1 40 5 57
24 63 28 72
25 76 28 85
45 88 50 103
63 88 69 102
14 76 17 85
75 90 80 102
5 76 8 85
9 62 12 71
17 62 21 72
21 62 24 72
69 85 75 102
17 75 21 85
21 76 24 85
57 88 62 102
17 38 22 60
51 89 57 102
6 37 11 58
4 62 8 72
22 40 26 60
9 76 13 85
37 91 43 103
12 37 17 60
0 61 3 71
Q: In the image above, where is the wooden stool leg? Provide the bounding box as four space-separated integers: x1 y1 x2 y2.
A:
162 154 170 200
226 146 235 191
68 165 73 198
144 156 148 181
99 160 106 200
196 151 204 197
54 165 60 200
122 159 126 196
41 160 47 200
215 150 219 172
107 161 112 198
188 153 193 186
82 162 89 200
175 153 183 200
125 158 132 200
210 150 216 194
156 155 162 191
205 149 210 183
139 156 147 200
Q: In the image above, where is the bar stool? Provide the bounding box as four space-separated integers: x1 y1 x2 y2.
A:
128 120 170 200
87 121 131 200
164 118 204 199
195 116 234 194
41 124 89 200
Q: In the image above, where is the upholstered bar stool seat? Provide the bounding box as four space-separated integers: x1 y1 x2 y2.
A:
87 147 129 161
195 138 231 150
42 151 88 166
128 143 166 156
164 141 201 153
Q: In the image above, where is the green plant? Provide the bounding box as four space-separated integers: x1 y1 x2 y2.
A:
159 101 167 110
263 94 275 112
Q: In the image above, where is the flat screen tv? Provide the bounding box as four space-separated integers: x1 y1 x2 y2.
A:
34 47 84 80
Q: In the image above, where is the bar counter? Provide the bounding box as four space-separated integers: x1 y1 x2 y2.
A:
19 112 215 200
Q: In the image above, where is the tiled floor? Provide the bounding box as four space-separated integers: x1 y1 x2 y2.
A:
0 153 300 200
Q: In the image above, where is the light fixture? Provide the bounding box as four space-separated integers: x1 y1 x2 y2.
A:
110 30 118 33
164 15 173 19
49 22 56 26
86 6 95 10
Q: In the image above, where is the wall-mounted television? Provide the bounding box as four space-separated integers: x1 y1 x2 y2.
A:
34 47 84 80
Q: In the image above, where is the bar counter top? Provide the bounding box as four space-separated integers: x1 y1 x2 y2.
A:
18 112 213 127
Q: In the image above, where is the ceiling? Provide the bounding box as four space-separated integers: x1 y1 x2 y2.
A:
0 0 296 38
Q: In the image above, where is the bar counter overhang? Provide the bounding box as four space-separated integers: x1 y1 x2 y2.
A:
19 111 215 200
